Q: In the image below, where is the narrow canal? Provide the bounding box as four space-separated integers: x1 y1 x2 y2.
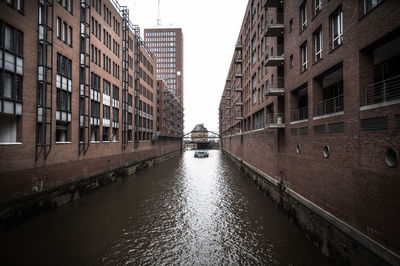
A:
0 150 332 265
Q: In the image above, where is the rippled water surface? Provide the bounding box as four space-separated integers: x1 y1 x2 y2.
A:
0 150 332 265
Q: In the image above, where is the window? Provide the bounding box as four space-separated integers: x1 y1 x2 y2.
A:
17 0 24 12
102 126 109 141
56 54 72 112
289 18 293 32
63 22 68 43
301 42 307 72
0 22 24 117
68 0 72 13
68 26 72 46
331 7 343 49
364 0 383 14
103 105 110 119
56 53 72 140
252 35 256 65
300 2 307 31
57 17 61 39
290 54 294 67
103 79 110 95
252 74 257 104
113 85 119 100
314 29 322 62
314 0 321 15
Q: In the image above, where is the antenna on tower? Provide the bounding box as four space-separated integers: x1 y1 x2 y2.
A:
157 0 161 27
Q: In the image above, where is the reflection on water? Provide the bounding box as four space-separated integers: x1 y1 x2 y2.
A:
0 150 332 265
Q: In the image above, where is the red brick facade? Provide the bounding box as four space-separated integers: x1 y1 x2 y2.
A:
220 0 400 261
0 1 181 199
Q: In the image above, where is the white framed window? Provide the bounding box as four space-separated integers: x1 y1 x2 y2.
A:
331 7 343 49
314 29 322 62
314 0 321 15
57 17 61 39
301 42 307 72
300 2 307 31
69 26 72 46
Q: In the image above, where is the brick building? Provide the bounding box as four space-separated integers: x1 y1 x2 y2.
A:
191 123 208 142
219 0 400 264
0 1 181 205
144 28 184 105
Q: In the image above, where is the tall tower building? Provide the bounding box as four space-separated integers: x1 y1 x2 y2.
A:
144 28 184 105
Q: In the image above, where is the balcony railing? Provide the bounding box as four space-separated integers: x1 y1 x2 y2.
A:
265 113 285 128
235 112 243 120
235 42 243 51
265 77 285 96
313 95 344 117
291 107 308 122
235 68 243 78
265 45 284 67
265 12 284 37
363 75 400 106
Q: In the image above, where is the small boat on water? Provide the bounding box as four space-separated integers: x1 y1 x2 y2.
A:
194 150 209 158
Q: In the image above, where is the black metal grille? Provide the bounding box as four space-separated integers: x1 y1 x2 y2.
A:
395 115 400 128
291 128 298 136
328 122 344 133
313 124 326 134
360 116 388 130
299 127 308 135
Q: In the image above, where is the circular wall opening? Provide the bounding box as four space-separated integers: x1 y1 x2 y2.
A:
385 148 398 168
323 145 330 158
296 144 301 154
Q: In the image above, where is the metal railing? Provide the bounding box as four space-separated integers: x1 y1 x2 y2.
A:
313 95 344 117
267 12 284 26
291 107 308 121
364 75 400 106
266 45 284 59
266 113 285 126
267 77 284 89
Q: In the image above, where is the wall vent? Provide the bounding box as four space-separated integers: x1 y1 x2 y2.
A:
360 116 388 130
328 122 344 133
291 128 298 135
395 115 400 128
313 124 326 134
299 127 308 135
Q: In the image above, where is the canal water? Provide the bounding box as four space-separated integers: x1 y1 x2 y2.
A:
0 150 332 265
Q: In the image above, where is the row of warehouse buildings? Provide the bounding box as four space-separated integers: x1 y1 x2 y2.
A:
0 0 183 218
219 0 399 265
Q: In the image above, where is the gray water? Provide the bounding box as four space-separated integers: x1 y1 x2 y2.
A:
0 150 332 265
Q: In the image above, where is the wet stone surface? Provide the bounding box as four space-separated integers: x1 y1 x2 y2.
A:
0 150 332 265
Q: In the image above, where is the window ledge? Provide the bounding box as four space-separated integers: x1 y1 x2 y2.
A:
290 119 309 125
102 141 110 143
0 142 23 145
90 141 101 143
311 9 322 22
313 111 344 120
56 141 72 144
313 58 323 66
300 69 307 74
329 43 343 54
112 141 119 143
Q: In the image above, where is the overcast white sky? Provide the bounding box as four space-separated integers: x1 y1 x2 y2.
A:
121 0 248 133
